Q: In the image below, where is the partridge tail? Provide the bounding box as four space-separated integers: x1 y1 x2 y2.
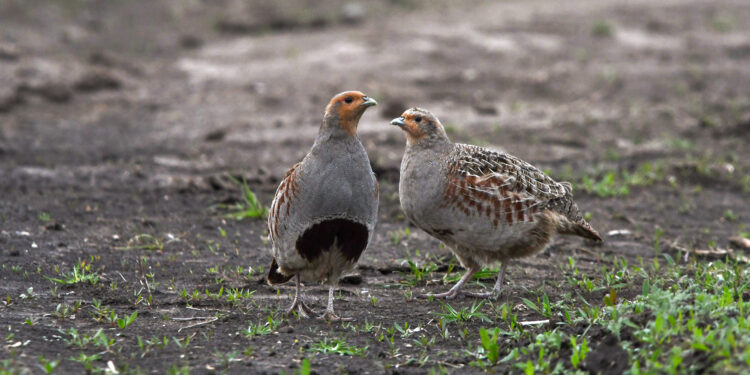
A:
558 219 603 242
267 257 293 285
546 194 603 243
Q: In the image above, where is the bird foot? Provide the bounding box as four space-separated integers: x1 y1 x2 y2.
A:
318 310 353 322
418 290 463 300
285 299 315 318
463 290 502 299
419 289 501 300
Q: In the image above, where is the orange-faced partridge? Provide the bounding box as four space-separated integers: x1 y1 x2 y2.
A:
267 91 378 319
391 108 602 299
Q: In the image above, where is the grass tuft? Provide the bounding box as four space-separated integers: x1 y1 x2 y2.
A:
591 20 614 37
45 260 99 285
223 176 268 220
308 338 367 356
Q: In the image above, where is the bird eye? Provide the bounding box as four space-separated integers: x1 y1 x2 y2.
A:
415 116 422 123
344 97 353 104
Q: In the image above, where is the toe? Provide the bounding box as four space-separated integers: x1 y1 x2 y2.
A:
419 291 459 300
319 312 353 322
464 291 493 299
286 301 314 318
300 302 315 316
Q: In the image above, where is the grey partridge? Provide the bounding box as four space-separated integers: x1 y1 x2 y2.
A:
391 108 602 299
267 91 379 319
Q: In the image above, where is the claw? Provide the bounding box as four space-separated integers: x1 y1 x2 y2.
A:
318 311 353 322
418 290 463 300
420 263 507 300
464 290 500 299
286 299 315 318
420 288 500 300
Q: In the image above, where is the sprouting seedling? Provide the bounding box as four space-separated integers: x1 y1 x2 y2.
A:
433 300 491 324
479 327 500 365
224 176 268 220
116 311 138 330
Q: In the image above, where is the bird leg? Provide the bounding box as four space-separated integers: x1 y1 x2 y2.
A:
319 285 352 321
464 262 508 299
419 266 479 299
285 275 314 318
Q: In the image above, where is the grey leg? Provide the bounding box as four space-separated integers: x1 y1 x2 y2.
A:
319 285 352 321
465 262 507 299
285 275 314 318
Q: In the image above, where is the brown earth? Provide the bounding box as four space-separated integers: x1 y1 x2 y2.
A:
1 0 749 374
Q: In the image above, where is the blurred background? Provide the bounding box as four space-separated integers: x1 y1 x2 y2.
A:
2 0 749 178
1 1 750 372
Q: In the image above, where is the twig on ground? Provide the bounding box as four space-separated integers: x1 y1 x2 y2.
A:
171 316 216 321
174 316 219 332
668 241 749 264
520 319 550 326
185 306 229 313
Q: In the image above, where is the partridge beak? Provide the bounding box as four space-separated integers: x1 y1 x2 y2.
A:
361 97 377 107
390 117 406 127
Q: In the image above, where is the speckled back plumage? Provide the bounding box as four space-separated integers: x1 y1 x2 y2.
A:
444 144 568 225
446 144 600 240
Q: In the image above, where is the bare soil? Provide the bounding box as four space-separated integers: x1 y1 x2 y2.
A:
1 0 749 374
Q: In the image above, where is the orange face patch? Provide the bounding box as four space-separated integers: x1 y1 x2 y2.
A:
399 112 427 143
325 91 371 136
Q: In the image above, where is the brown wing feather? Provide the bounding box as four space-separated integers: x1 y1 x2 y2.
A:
267 163 303 284
443 144 571 226
268 162 301 242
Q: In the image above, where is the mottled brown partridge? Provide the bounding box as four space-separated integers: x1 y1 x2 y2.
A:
266 91 378 319
392 108 602 299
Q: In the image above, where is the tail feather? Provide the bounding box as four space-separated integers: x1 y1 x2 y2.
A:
266 257 293 285
560 220 603 242
545 193 602 242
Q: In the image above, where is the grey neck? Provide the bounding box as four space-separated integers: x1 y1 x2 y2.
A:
315 115 353 143
312 118 363 154
407 135 453 155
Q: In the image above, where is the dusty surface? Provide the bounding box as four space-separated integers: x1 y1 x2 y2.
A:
1 0 749 373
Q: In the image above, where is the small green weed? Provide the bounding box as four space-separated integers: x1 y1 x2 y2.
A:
591 20 614 37
117 311 138 330
308 338 367 356
46 260 99 285
223 176 268 220
399 253 438 287
433 301 491 324
37 355 60 374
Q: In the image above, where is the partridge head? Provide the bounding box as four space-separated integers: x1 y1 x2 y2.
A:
390 108 449 146
322 91 378 136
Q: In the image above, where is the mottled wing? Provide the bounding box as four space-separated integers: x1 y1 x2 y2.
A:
268 162 302 242
443 144 571 226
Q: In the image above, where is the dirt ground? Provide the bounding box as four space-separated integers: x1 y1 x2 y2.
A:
1 0 749 374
